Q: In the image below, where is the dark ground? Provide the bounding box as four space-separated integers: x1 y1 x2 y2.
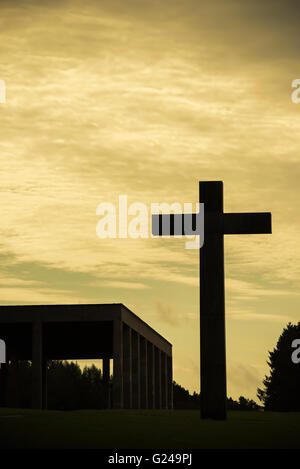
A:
1 408 300 449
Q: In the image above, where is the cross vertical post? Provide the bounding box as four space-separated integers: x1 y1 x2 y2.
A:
200 181 226 419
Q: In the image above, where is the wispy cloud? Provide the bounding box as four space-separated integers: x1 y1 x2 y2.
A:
155 299 196 326
100 280 150 290
228 361 265 401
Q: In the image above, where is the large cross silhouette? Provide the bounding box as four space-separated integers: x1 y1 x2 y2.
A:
152 181 272 420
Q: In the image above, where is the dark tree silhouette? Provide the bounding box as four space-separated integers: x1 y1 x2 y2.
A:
257 322 300 411
80 364 107 409
3 360 110 410
173 382 201 409
47 360 83 410
173 382 258 410
2 360 259 410
47 361 109 410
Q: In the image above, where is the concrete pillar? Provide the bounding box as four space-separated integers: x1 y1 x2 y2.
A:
10 359 19 408
155 348 162 409
161 352 167 409
147 342 155 409
103 357 110 408
167 354 173 409
42 358 47 410
0 362 8 407
113 319 123 408
140 337 148 409
123 325 132 409
32 318 43 409
132 331 140 409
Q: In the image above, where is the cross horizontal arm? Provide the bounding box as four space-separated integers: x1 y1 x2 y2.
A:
223 212 272 235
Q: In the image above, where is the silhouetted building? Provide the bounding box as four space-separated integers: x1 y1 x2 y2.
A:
0 303 173 410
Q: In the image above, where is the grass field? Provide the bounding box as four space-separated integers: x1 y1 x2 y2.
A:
1 408 300 449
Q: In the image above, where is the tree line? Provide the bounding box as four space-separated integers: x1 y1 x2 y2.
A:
1 322 299 411
3 361 108 410
2 359 257 410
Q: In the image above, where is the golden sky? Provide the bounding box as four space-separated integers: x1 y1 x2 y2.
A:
1 0 300 400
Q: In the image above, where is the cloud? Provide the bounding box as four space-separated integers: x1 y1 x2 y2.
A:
100 280 150 290
228 311 291 323
0 287 77 305
228 361 264 401
155 299 196 326
226 278 300 299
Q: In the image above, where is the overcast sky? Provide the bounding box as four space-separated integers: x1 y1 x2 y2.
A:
1 0 300 400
